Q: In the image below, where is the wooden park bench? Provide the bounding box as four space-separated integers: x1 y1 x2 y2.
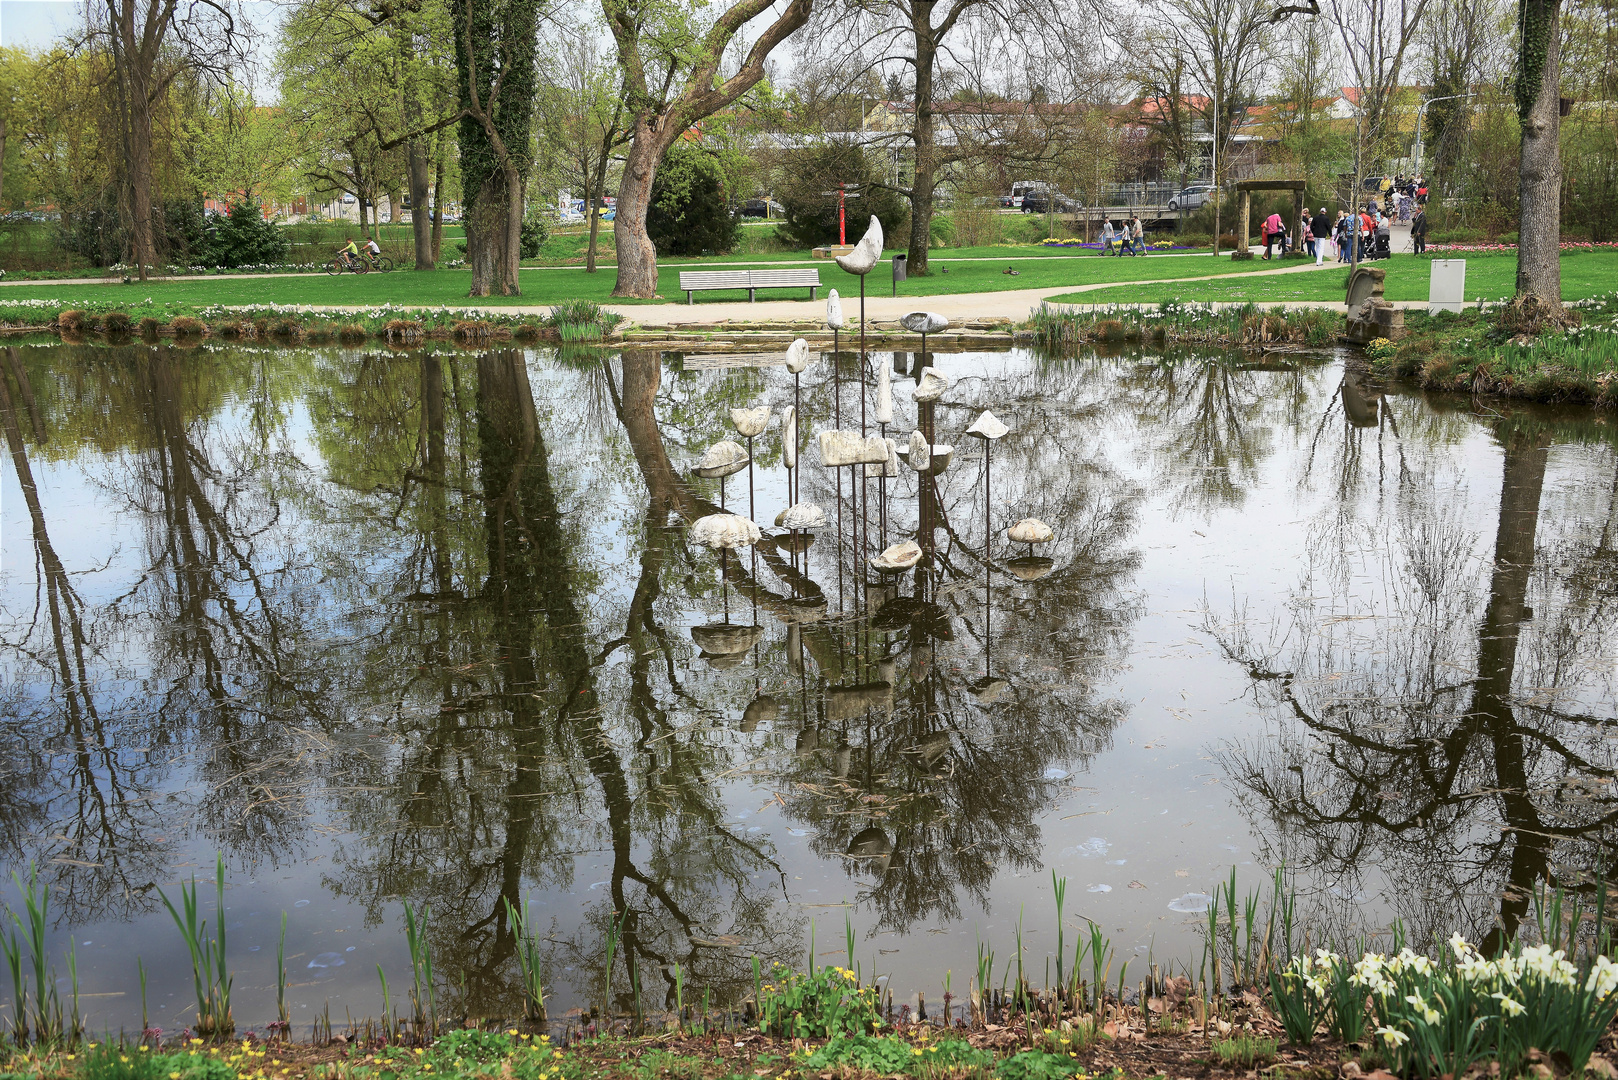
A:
679 268 822 304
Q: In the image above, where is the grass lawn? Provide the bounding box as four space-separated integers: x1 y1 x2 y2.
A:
1042 249 1618 307
2 250 1286 310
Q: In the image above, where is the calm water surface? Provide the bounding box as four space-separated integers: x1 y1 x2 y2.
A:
0 341 1614 1033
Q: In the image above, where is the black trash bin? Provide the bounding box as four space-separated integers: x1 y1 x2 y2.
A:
892 253 907 296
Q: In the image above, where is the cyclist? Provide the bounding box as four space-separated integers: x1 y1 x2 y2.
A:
363 237 382 266
338 237 361 270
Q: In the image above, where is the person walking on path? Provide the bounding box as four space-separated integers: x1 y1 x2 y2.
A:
1411 207 1428 255
1130 216 1146 255
1100 218 1116 255
1312 207 1332 265
1262 211 1284 259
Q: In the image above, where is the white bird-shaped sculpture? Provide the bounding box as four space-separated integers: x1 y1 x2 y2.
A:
693 440 749 478
907 430 931 472
870 540 922 574
826 291 845 330
731 406 770 438
835 215 883 275
899 311 948 334
690 514 762 549
785 337 811 374
781 406 797 469
966 410 1009 440
1007 518 1054 545
875 359 893 425
775 503 828 530
914 367 949 403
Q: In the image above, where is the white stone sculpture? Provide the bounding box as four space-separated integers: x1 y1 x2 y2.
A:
689 513 762 549
730 406 770 438
913 367 949 403
966 410 1009 440
834 215 883 275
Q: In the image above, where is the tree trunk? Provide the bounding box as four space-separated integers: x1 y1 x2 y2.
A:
0 117 7 210
611 124 668 298
431 156 445 263
124 54 158 276
586 140 614 274
408 141 435 269
1514 0 1563 303
906 9 937 276
586 184 603 273
466 159 523 296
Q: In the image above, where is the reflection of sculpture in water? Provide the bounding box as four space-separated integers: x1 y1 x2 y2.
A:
1210 413 1618 951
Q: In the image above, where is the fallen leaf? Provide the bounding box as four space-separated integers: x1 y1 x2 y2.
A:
1129 880 1148 889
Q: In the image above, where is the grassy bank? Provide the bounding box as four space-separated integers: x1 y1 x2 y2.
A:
1019 301 1338 349
0 254 1307 311
1366 295 1618 408
1041 250 1618 307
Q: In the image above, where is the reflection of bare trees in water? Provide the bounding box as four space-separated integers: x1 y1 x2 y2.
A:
316 350 800 1020
1122 353 1321 516
0 346 169 922
1208 412 1618 951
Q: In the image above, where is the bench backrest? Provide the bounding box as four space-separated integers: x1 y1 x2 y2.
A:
679 268 823 289
747 268 821 286
679 270 751 288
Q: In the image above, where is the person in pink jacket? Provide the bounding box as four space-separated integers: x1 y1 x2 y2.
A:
1262 211 1284 259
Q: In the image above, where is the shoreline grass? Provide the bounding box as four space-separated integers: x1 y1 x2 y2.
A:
0 254 1301 310
1042 250 1618 308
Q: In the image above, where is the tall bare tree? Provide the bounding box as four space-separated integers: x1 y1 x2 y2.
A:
87 0 247 277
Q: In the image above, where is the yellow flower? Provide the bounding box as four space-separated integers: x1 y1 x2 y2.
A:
170 1073 181 1078
508 1029 519 1036
121 1056 131 1063
912 1049 923 1056
140 1046 150 1052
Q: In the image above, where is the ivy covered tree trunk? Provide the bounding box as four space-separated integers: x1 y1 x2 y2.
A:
1514 0 1563 306
452 0 538 297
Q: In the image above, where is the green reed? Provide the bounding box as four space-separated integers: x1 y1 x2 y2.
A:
65 940 81 1042
376 964 395 1042
276 912 289 1028
2 910 27 1043
602 912 623 1019
403 901 436 1033
845 911 856 973
1052 873 1067 996
1013 906 1027 1014
157 854 233 1039
138 957 149 1038
6 863 63 1044
503 895 547 1021
974 930 994 1022
672 962 685 1030
1085 919 1111 1013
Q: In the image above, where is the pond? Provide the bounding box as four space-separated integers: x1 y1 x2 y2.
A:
0 340 1614 1035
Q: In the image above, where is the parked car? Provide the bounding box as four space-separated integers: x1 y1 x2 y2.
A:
1000 193 1024 209
1166 184 1215 212
738 197 780 218
1021 191 1079 214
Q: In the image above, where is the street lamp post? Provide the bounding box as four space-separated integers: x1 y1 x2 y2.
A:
1413 93 1475 176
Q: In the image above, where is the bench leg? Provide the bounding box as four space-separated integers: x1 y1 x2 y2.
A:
809 287 817 300
749 289 756 302
687 291 692 304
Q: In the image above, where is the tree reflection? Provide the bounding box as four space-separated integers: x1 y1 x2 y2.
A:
1208 412 1618 950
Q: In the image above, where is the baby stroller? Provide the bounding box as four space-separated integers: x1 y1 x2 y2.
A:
1373 227 1391 259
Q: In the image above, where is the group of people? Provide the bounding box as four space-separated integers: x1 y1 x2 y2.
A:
1374 174 1429 224
1257 198 1429 264
1099 216 1149 256
338 236 382 269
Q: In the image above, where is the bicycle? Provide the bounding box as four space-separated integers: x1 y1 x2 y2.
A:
364 252 395 273
327 252 369 275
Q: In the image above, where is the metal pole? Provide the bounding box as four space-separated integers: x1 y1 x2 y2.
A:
746 435 754 523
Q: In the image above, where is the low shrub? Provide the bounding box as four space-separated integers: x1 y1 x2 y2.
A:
57 309 91 331
169 316 205 337
337 323 367 344
137 317 160 340
755 963 882 1039
101 311 132 334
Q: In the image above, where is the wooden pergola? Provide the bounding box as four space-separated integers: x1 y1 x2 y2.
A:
1233 177 1308 259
